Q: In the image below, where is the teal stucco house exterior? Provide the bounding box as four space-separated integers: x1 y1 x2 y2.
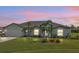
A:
4 23 24 37
3 20 71 38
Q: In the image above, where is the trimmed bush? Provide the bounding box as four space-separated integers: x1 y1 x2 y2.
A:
55 39 63 43
56 39 60 43
49 39 55 43
41 38 47 43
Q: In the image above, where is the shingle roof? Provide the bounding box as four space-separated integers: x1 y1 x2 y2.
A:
4 20 70 29
20 20 70 28
0 27 3 29
20 21 47 27
52 22 70 28
4 23 24 28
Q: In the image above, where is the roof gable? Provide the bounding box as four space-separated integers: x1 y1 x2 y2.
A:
4 23 23 29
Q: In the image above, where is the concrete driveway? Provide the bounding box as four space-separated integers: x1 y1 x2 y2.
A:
0 37 16 42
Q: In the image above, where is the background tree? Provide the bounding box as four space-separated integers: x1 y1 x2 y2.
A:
71 25 75 29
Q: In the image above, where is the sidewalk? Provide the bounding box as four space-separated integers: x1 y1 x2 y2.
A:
0 37 16 42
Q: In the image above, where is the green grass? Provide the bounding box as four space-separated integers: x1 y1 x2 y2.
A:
0 37 79 53
70 33 79 39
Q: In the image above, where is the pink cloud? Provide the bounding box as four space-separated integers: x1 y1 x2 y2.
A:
18 10 79 18
16 10 79 26
18 11 56 20
0 10 79 27
64 16 79 26
65 6 79 12
0 16 26 27
70 17 79 23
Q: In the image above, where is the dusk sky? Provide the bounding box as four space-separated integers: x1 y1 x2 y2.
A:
0 6 79 27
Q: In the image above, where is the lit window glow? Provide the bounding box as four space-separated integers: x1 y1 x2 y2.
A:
34 29 39 35
26 30 28 32
0 30 2 31
45 30 48 36
4 29 7 32
57 29 63 36
2 32 5 33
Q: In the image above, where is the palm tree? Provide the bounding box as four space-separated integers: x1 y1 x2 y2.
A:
41 20 53 38
46 20 53 38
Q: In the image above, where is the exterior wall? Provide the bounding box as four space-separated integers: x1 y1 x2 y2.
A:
0 29 5 37
24 27 32 37
27 26 71 38
52 27 71 38
4 24 24 37
25 27 41 37
63 28 71 38
52 29 57 38
25 27 50 38
40 30 46 37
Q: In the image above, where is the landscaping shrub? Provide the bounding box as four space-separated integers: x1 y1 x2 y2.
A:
56 39 60 43
55 39 63 43
49 39 55 43
41 38 47 43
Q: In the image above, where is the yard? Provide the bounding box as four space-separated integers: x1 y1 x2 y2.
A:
0 37 79 53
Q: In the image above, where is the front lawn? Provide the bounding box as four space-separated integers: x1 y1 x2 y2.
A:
0 37 79 53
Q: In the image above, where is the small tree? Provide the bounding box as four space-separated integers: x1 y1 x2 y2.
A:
41 20 53 39
46 20 53 38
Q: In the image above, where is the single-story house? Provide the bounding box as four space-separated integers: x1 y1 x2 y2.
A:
3 20 71 38
20 20 71 38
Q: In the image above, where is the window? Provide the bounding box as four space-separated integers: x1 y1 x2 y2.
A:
34 29 39 36
0 30 2 31
26 30 28 32
4 29 7 32
45 30 48 36
2 31 5 33
57 29 63 36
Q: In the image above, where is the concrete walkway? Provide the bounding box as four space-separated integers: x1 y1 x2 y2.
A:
0 37 16 42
